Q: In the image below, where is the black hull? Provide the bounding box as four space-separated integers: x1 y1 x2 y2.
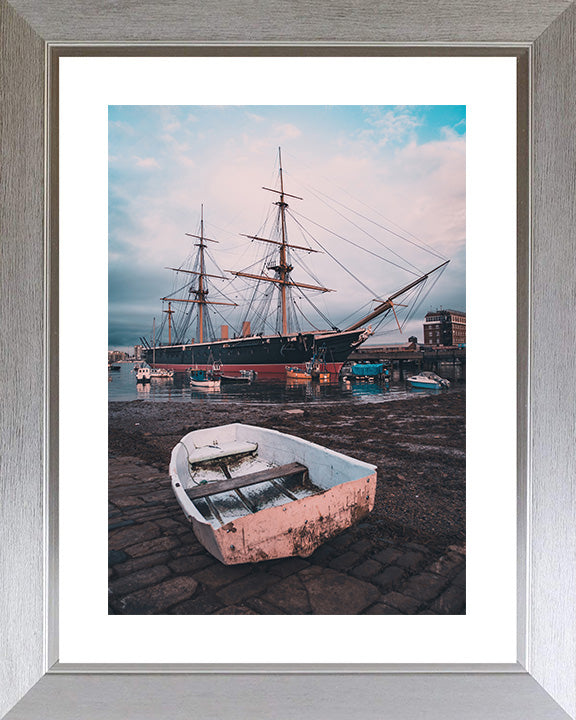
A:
143 329 368 378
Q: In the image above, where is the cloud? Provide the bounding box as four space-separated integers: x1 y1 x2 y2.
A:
164 120 181 132
275 123 302 139
110 120 134 135
357 107 422 146
160 133 192 156
246 111 265 122
132 155 160 169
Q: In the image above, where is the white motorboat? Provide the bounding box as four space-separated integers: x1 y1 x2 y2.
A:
407 371 450 389
134 365 151 383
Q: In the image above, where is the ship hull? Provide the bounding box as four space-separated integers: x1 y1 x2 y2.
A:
143 329 368 379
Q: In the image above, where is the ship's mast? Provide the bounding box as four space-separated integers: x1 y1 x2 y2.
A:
228 148 333 337
197 204 207 342
161 206 237 344
277 149 289 334
163 301 173 344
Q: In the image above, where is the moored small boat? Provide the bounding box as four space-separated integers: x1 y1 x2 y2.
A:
286 366 311 380
351 362 384 379
134 365 151 383
407 371 450 389
309 358 331 382
190 369 221 388
148 319 174 379
149 367 174 379
170 424 377 565
219 374 251 384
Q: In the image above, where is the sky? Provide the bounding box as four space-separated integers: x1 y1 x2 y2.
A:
109 105 465 351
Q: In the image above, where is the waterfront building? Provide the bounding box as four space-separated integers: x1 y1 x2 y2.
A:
423 309 466 346
108 350 128 362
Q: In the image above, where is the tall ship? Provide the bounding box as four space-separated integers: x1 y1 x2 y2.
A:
142 149 449 378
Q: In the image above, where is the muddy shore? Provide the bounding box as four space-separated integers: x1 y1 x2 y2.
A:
109 391 465 549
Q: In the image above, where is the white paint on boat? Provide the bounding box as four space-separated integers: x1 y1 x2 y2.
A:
149 368 174 378
187 440 258 465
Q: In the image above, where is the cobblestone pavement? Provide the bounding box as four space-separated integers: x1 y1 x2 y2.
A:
109 456 465 615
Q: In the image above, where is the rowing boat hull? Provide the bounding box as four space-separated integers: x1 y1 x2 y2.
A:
189 379 220 388
191 473 375 564
408 378 440 389
170 424 377 565
286 367 311 380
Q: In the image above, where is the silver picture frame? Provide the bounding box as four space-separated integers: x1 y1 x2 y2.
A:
1 1 575 718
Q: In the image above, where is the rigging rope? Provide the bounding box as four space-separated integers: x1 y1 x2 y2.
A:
298 291 339 331
282 148 447 260
298 180 448 263
287 211 380 298
293 301 322 331
290 208 423 277
302 184 425 274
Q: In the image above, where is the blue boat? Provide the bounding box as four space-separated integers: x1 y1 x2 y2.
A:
407 372 450 389
190 369 221 388
351 362 384 378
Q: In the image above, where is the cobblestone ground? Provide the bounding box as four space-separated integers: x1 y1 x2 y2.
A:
109 456 465 615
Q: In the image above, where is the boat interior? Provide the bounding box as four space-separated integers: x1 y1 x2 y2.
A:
180 441 321 525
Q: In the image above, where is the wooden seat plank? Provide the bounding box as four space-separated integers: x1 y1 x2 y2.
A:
186 462 308 501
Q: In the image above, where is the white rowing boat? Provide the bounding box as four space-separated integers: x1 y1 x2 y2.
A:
170 423 377 565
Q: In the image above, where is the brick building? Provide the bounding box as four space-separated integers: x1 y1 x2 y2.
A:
423 309 466 346
108 349 128 362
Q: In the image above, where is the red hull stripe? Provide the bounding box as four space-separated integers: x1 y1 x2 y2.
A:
151 362 343 379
